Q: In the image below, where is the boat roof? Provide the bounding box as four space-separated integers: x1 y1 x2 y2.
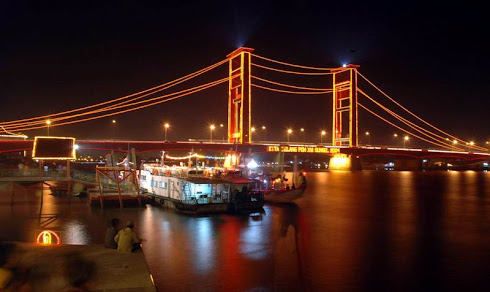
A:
186 177 229 185
221 177 258 184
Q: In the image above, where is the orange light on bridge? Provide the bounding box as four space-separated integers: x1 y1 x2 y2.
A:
36 230 61 245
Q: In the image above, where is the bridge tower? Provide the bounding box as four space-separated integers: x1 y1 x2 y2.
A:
227 47 254 144
332 64 360 147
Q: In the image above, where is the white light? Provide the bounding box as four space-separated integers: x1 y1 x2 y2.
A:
247 159 258 169
342 64 347 68
263 180 267 184
74 144 79 150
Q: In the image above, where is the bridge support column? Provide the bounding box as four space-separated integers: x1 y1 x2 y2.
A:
332 65 360 147
227 47 254 144
328 154 362 171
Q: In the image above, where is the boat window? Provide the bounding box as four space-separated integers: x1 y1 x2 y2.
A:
151 180 157 187
159 181 167 189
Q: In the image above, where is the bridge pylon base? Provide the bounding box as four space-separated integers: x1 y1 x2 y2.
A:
328 154 362 171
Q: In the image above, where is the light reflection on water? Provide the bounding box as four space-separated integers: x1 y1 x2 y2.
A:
1 171 490 291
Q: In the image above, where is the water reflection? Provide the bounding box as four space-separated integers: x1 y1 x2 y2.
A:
0 171 490 291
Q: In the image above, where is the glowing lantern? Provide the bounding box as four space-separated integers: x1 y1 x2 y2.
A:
36 230 61 245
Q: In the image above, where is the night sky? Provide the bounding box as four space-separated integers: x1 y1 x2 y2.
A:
2 1 489 146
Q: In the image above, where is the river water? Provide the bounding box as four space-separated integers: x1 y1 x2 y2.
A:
1 171 490 291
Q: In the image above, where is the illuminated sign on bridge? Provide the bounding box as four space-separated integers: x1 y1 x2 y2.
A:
267 145 340 154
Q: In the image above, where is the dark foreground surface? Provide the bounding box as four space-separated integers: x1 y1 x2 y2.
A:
1 171 490 291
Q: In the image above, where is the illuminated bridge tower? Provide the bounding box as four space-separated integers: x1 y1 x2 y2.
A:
227 47 254 144
332 64 360 147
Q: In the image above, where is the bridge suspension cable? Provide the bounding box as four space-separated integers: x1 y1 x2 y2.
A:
252 54 336 71
358 102 465 151
251 63 341 75
357 89 464 151
357 71 486 151
1 58 228 129
7 77 229 132
252 83 332 95
252 76 331 91
4 77 227 131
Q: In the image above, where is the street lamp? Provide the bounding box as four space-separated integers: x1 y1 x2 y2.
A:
219 123 225 142
393 133 398 146
209 124 215 142
251 127 256 142
45 120 52 136
262 126 267 141
111 119 117 141
453 140 458 145
300 128 305 142
467 141 475 152
164 123 170 141
365 131 370 145
287 129 292 143
320 130 326 144
404 135 409 148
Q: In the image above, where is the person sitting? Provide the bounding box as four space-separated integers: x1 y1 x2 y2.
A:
104 218 120 249
114 221 140 253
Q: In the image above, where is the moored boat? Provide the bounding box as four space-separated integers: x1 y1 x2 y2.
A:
139 164 264 214
263 186 305 203
262 171 307 204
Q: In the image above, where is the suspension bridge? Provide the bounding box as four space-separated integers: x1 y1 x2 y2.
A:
0 47 489 170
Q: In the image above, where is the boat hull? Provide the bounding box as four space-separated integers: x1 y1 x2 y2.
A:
264 188 304 204
149 195 230 214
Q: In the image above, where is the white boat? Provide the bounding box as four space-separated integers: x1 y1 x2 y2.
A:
139 164 264 214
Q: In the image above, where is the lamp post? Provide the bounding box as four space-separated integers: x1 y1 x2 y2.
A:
45 120 52 136
300 128 305 143
164 123 170 141
365 131 370 145
393 133 398 146
209 124 215 142
404 135 409 148
287 129 292 143
111 119 116 141
251 127 256 142
320 130 326 144
262 126 267 141
220 123 224 142
466 141 474 152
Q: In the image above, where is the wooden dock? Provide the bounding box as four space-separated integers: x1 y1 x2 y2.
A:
14 243 156 291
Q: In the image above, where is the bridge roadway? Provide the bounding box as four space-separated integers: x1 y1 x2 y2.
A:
1 140 489 161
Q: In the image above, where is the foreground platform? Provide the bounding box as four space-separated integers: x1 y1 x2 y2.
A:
15 243 156 291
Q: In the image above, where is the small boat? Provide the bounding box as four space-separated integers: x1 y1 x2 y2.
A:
264 186 305 203
262 171 307 204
